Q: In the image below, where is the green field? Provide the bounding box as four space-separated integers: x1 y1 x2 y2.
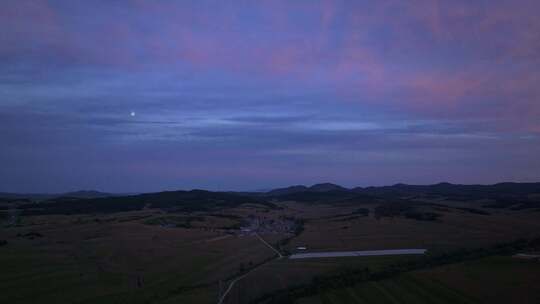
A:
2 183 540 304
226 255 422 304
298 256 540 304
0 210 276 304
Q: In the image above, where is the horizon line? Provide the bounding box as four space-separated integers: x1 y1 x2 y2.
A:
2 180 540 195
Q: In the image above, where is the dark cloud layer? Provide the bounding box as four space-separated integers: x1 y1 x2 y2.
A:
1 0 539 192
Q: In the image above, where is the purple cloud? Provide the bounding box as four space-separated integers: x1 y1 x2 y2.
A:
0 0 539 192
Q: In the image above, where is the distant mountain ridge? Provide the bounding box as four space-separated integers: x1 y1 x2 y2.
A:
16 189 272 216
264 182 540 201
3 182 540 216
0 190 114 201
267 185 309 196
61 190 114 199
309 183 348 192
267 183 347 196
3 182 540 200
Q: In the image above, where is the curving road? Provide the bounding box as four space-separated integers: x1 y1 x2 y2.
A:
217 233 282 304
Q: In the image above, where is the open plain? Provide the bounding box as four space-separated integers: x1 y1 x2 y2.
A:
2 183 540 304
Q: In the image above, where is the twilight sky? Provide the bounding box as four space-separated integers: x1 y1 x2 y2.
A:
1 0 539 193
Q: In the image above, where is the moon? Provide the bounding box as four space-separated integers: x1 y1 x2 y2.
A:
130 111 136 117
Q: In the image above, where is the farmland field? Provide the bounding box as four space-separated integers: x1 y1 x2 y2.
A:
298 256 540 304
1 183 540 304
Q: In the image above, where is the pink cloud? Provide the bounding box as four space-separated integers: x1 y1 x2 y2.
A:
2 0 539 131
0 1 65 57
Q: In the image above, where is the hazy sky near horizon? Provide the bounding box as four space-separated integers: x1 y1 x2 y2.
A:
1 0 540 192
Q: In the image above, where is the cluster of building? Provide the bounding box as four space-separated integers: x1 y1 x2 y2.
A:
237 215 297 236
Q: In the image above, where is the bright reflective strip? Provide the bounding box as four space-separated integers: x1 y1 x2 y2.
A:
289 249 427 259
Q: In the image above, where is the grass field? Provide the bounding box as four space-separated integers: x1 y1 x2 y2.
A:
2 190 540 304
285 206 540 253
297 256 540 304
226 255 423 304
0 210 278 304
